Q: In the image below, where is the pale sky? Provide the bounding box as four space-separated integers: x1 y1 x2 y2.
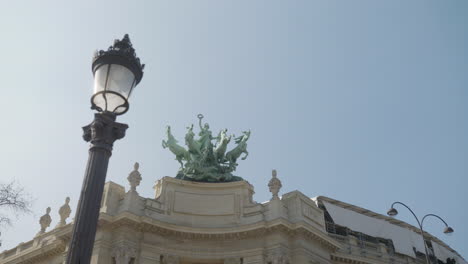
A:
0 0 467 259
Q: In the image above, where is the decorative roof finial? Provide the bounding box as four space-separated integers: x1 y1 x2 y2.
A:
37 207 52 236
56 197 71 228
127 162 142 193
268 169 282 200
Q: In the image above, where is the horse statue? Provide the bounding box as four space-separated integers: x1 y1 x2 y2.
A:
162 126 189 167
163 115 250 182
214 129 231 162
225 130 250 168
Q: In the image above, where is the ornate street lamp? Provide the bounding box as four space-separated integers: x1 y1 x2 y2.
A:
387 202 454 264
66 34 144 264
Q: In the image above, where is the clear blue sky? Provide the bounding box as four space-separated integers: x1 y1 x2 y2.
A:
1 0 467 258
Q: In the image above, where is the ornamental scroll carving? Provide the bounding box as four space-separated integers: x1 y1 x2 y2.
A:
265 248 290 264
111 245 137 264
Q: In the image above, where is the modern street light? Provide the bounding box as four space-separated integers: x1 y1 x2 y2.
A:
66 34 144 264
387 201 454 264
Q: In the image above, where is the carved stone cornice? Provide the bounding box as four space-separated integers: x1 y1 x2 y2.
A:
1 241 66 264
97 212 341 251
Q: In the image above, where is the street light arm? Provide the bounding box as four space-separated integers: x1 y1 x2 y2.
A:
421 214 450 229
391 201 423 229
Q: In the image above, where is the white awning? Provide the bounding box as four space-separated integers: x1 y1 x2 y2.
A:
322 201 466 263
323 201 423 258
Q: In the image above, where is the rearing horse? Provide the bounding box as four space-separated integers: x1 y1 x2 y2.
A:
214 129 231 162
225 130 250 168
162 126 189 167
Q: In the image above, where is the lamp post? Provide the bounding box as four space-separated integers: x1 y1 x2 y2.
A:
387 202 454 264
66 34 144 264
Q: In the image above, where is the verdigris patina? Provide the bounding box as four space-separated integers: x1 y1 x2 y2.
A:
162 114 250 182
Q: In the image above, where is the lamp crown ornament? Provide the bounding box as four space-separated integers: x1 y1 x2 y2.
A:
93 34 145 83
91 34 145 115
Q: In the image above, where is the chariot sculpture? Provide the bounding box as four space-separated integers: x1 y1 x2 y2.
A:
162 114 250 182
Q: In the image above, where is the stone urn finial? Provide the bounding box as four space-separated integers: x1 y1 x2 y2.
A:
268 169 282 200
37 207 52 236
127 162 142 193
56 197 71 228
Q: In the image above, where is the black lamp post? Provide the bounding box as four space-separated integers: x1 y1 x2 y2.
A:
387 201 454 264
66 34 144 264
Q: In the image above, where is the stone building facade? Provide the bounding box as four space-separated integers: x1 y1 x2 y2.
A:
0 169 465 264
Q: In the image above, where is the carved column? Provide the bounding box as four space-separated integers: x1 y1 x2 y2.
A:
66 112 128 264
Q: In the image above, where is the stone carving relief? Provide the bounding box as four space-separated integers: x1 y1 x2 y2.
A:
36 207 52 236
127 162 142 193
56 197 71 228
265 248 290 264
111 245 137 264
268 169 282 200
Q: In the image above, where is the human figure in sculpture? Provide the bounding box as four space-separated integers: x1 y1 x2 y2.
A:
185 124 201 155
198 121 214 151
165 115 248 182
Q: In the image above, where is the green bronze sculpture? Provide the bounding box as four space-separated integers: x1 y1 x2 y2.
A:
162 114 250 182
